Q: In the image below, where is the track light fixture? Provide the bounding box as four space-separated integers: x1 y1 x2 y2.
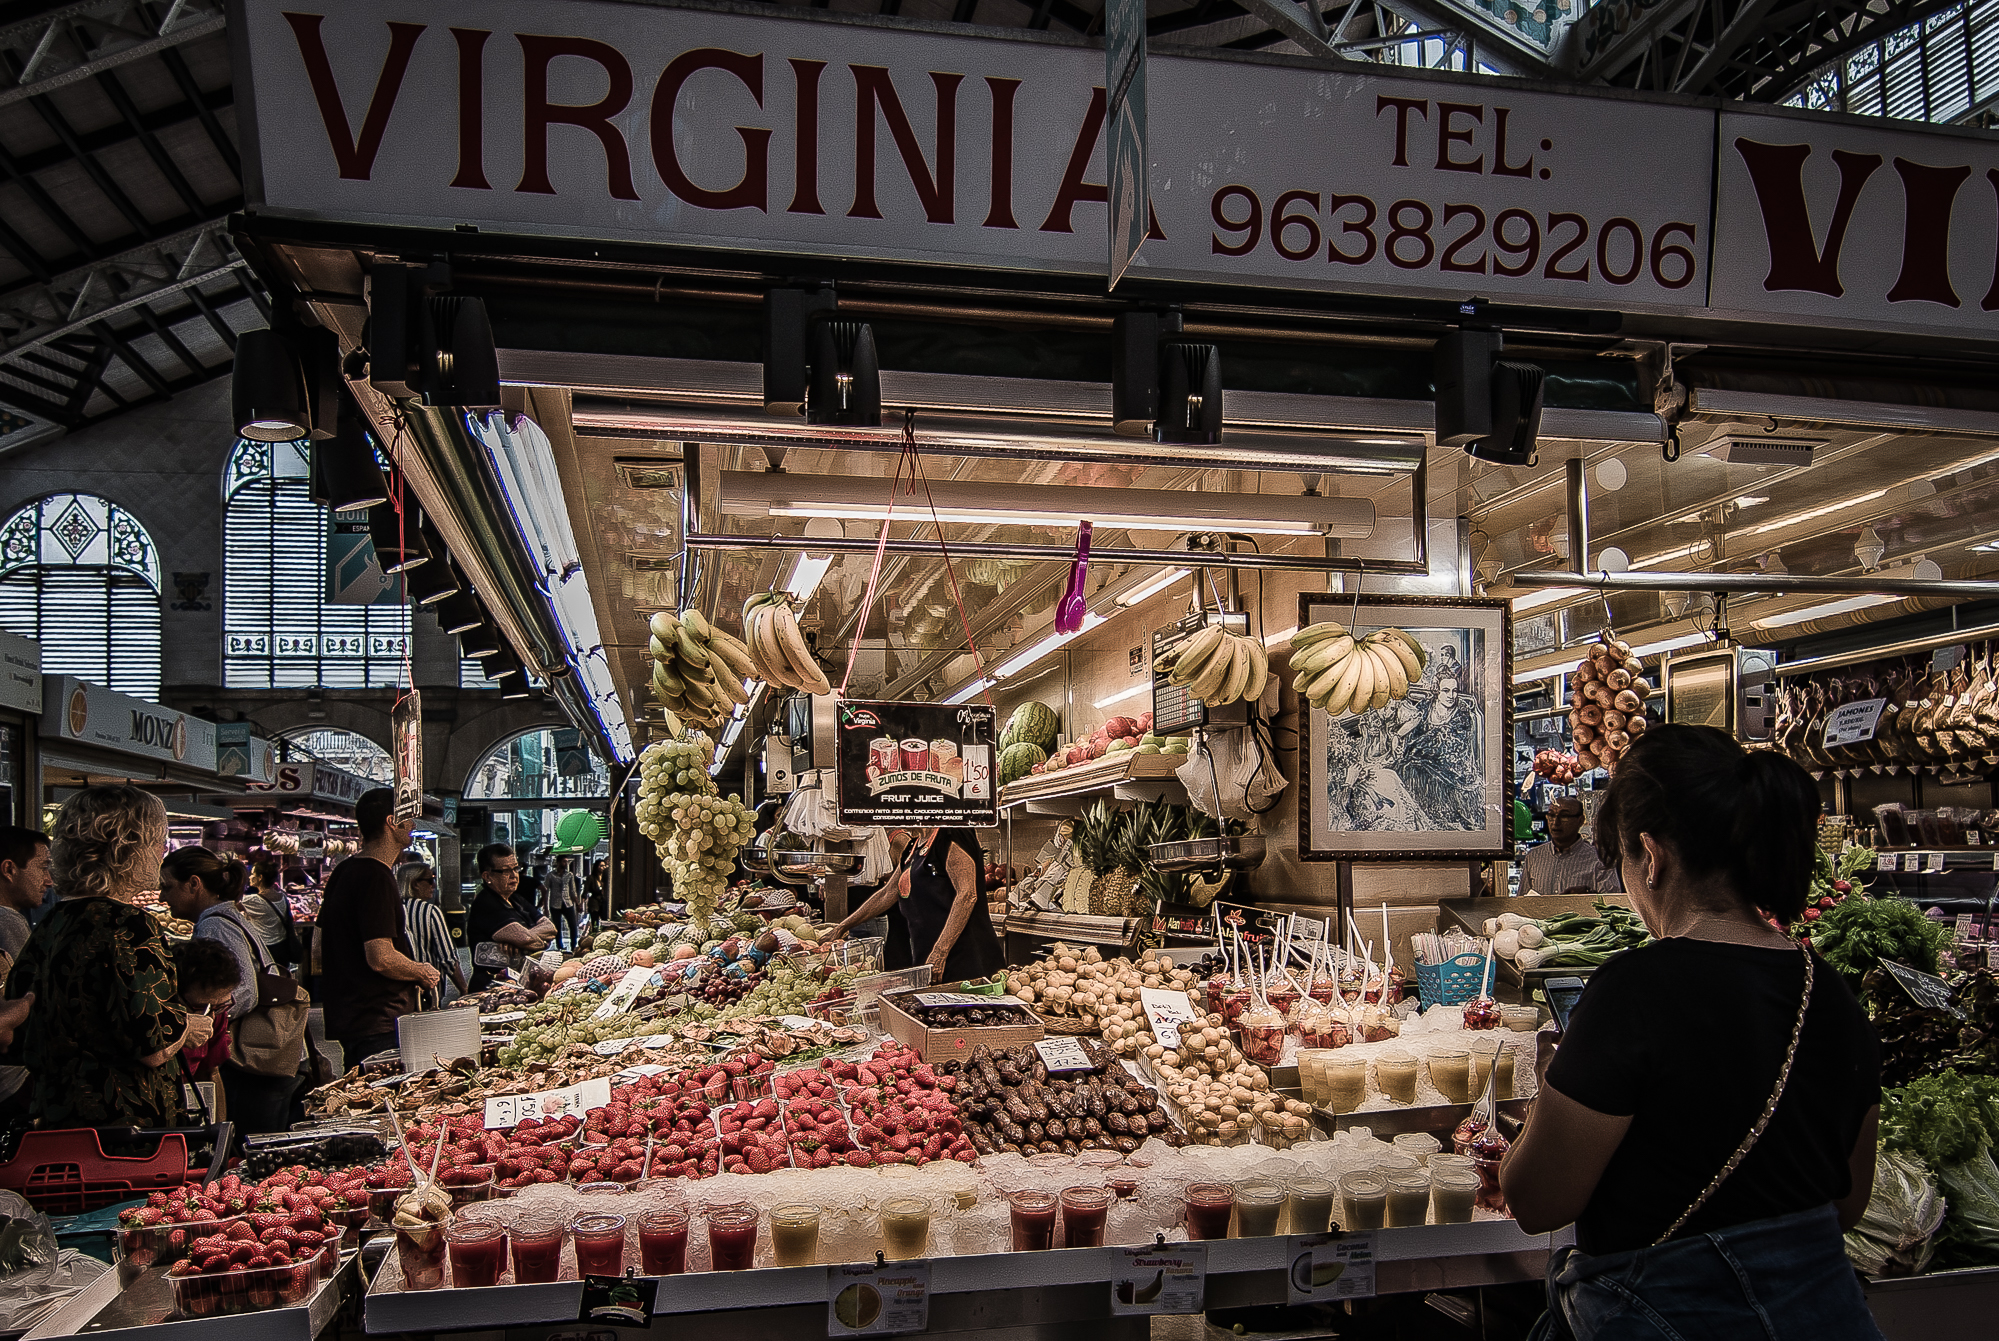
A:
403 548 461 606
368 501 431 574
806 320 881 426
310 400 391 513
501 676 535 701
479 647 522 679
763 285 837 416
434 561 485 634
1434 328 1545 466
232 328 311 442
459 619 501 660
424 296 502 408
365 263 501 408
1156 340 1223 445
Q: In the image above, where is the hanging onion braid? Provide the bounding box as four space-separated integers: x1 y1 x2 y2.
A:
50 784 167 902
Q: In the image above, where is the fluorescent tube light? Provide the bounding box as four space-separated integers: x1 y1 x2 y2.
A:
945 679 990 705
991 614 1106 680
1116 568 1192 607
1262 625 1298 648
783 554 834 602
1094 683 1152 709
1741 490 1889 539
1511 586 1587 612
719 472 1374 539
1750 594 1902 631
1630 631 1717 658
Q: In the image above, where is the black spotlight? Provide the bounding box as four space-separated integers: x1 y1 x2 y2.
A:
805 320 880 426
1434 329 1544 466
501 676 535 701
368 502 431 574
423 296 502 408
460 619 501 660
1155 340 1222 445
233 328 310 442
311 400 391 513
297 326 344 440
405 547 461 606
479 648 521 680
435 563 484 634
762 285 837 416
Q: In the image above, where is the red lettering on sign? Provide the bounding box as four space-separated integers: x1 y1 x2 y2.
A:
789 59 826 215
1040 87 1107 233
449 28 491 190
983 77 1021 230
849 66 963 224
516 34 639 199
1733 139 1881 297
650 49 770 211
1887 157 1970 308
1491 108 1533 179
1376 96 1429 168
1435 103 1483 174
283 13 424 181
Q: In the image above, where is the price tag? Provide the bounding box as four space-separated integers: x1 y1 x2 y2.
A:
614 1063 672 1081
1878 854 1899 873
1934 645 1966 673
480 1011 526 1026
1140 987 1201 1050
1110 1242 1206 1315
483 1076 614 1128
1956 913 1975 945
592 1038 638 1057
827 1261 929 1336
779 1015 818 1030
1881 960 1964 1018
1823 699 1889 749
1295 919 1326 941
1285 1233 1377 1304
538 950 566 970
1034 1037 1098 1072
1926 853 1947 874
591 966 659 1020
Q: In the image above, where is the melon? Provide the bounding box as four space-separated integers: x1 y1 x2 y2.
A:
553 962 581 983
998 742 1048 786
672 944 698 960
630 949 656 968
580 955 627 980
1000 701 1060 754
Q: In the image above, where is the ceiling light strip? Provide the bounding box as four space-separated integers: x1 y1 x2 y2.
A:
1510 569 1999 599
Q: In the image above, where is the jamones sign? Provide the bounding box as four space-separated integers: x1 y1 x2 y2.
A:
237 0 1999 339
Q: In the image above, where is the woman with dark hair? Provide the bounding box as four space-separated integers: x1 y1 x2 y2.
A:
1500 725 1883 1340
5 786 200 1128
828 828 1002 983
161 846 303 1134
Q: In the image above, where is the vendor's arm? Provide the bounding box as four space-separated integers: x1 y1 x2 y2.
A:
1836 1105 1880 1232
364 938 441 989
830 883 902 939
925 842 982 976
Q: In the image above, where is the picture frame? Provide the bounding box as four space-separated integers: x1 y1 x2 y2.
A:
1298 593 1513 861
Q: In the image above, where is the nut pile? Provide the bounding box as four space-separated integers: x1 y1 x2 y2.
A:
1006 945 1206 1030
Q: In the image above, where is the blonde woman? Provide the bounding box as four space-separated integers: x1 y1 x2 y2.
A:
5 786 204 1127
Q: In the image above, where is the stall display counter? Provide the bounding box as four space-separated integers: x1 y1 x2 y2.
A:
1864 1265 1999 1341
23 1250 357 1341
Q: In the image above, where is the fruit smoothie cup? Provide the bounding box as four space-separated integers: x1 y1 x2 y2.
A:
1374 1051 1419 1105
1283 1177 1337 1235
706 1205 759 1271
1324 1055 1368 1113
446 1220 507 1289
1338 1171 1388 1231
770 1204 820 1267
1470 1047 1517 1101
571 1213 626 1278
1428 1049 1473 1104
880 1197 933 1259
508 1210 567 1285
1430 1169 1479 1224
394 1219 451 1290
1231 1181 1285 1238
1393 1131 1442 1165
1182 1183 1235 1241
637 1208 689 1276
1059 1187 1113 1249
1008 1191 1058 1251
1385 1172 1431 1228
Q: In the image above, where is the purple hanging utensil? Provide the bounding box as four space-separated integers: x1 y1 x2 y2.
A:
1055 521 1093 634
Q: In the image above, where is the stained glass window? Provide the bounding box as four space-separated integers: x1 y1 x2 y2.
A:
0 494 162 698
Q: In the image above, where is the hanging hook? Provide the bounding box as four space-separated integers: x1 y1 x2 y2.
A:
1349 559 1365 631
1662 422 1683 464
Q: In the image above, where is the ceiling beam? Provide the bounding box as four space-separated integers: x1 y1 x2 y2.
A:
1371 0 1558 74
0 0 224 110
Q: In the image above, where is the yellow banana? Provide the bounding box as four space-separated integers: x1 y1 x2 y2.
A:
1292 622 1350 649
1384 627 1429 672
1372 631 1422 684
1322 648 1368 716
1294 634 1354 677
649 611 680 642
676 625 711 670
1369 637 1410 699
679 607 712 641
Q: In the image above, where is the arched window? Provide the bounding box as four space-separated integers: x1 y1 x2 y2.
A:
223 439 410 689
0 493 162 697
465 728 610 802
277 727 395 785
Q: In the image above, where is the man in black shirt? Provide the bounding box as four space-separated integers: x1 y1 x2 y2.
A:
466 844 554 991
319 790 440 1067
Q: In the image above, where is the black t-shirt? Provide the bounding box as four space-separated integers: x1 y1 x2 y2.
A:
317 856 417 1046
1547 939 1879 1254
467 887 538 990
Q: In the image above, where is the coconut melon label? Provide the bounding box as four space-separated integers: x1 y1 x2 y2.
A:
828 1261 929 1335
1110 1243 1205 1315
1286 1233 1375 1303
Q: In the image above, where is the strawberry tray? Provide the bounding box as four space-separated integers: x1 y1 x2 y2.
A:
22 1247 354 1341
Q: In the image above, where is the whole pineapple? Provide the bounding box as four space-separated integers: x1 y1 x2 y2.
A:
1134 800 1189 914
1061 815 1098 913
1088 802 1140 917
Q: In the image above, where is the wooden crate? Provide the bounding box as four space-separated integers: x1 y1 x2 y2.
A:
877 989 1045 1062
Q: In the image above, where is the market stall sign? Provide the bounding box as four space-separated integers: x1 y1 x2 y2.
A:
482 1076 614 1128
1822 699 1887 749
0 629 41 714
235 0 1999 341
1033 1036 1098 1072
1881 959 1964 1018
1110 1242 1206 1315
246 759 376 805
392 689 422 822
835 700 997 829
39 675 218 771
1139 987 1200 1049
911 991 1022 1008
828 1260 930 1336
590 966 658 1020
1286 1232 1376 1303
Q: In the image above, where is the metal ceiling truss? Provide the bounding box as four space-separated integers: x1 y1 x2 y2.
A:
0 0 225 109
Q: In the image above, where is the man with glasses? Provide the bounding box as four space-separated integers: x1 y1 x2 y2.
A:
466 844 555 992
396 863 468 1004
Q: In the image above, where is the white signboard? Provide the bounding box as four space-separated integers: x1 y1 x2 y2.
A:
1139 986 1200 1050
1822 698 1888 749
39 676 218 771
482 1075 614 1128
0 629 41 715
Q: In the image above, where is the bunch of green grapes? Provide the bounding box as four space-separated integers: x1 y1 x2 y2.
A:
733 963 860 1018
636 732 756 933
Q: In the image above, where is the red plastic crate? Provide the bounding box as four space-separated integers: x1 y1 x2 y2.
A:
0 1129 192 1216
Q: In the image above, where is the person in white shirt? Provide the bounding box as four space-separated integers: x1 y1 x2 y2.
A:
1520 796 1624 896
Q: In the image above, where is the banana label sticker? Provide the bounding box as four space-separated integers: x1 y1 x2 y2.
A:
1110 1243 1206 1315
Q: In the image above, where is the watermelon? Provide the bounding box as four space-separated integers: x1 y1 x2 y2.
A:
999 742 1048 786
1000 701 1060 754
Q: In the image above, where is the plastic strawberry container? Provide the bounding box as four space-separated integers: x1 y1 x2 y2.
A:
116 1215 247 1287
168 1251 325 1317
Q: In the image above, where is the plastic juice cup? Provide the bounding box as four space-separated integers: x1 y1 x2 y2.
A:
445 1220 507 1289
706 1205 759 1271
1429 1154 1475 1177
770 1204 821 1267
1470 1047 1517 1100
1427 1049 1473 1104
1374 1052 1419 1105
393 1218 451 1290
1501 1005 1541 1032
1182 1182 1236 1241
1059 1186 1113 1249
507 1211 567 1285
637 1208 689 1276
1283 1176 1337 1235
1338 1171 1388 1231
1008 1190 1059 1251
880 1197 933 1259
1392 1132 1441 1166
1231 1180 1286 1239
1293 1049 1327 1106
1385 1171 1432 1228
1324 1055 1368 1113
368 1183 414 1226
1430 1168 1479 1224
571 1213 626 1278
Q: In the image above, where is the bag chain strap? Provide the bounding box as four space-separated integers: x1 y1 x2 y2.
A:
1652 946 1814 1246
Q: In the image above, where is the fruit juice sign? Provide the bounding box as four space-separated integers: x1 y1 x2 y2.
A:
828 1261 929 1336
1110 1242 1206 1315
836 701 999 829
1287 1232 1376 1303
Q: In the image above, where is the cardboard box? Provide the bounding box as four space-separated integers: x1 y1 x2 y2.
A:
877 989 1045 1062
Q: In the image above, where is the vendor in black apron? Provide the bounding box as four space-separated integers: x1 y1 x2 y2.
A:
830 828 1002 982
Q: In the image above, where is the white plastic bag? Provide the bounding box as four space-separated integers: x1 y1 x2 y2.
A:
1177 726 1287 825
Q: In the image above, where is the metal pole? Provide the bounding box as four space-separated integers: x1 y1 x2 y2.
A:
1565 458 1589 575
684 531 1429 575
1772 618 1999 676
1510 570 1999 599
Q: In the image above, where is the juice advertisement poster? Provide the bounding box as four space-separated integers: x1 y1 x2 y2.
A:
836 701 998 829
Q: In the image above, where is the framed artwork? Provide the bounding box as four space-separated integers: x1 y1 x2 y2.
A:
1299 594 1513 861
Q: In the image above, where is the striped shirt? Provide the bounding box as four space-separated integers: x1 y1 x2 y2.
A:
1520 838 1623 897
401 897 459 984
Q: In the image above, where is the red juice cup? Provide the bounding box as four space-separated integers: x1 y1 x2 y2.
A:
1106 1165 1141 1200
446 1220 507 1289
1059 1187 1113 1249
706 1204 759 1271
571 1213 627 1278
638 1207 690 1276
1183 1182 1236 1241
508 1210 567 1285
1008 1190 1059 1251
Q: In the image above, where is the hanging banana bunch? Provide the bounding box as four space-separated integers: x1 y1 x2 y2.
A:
1290 622 1428 716
742 592 834 697
1151 622 1270 707
648 608 755 732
